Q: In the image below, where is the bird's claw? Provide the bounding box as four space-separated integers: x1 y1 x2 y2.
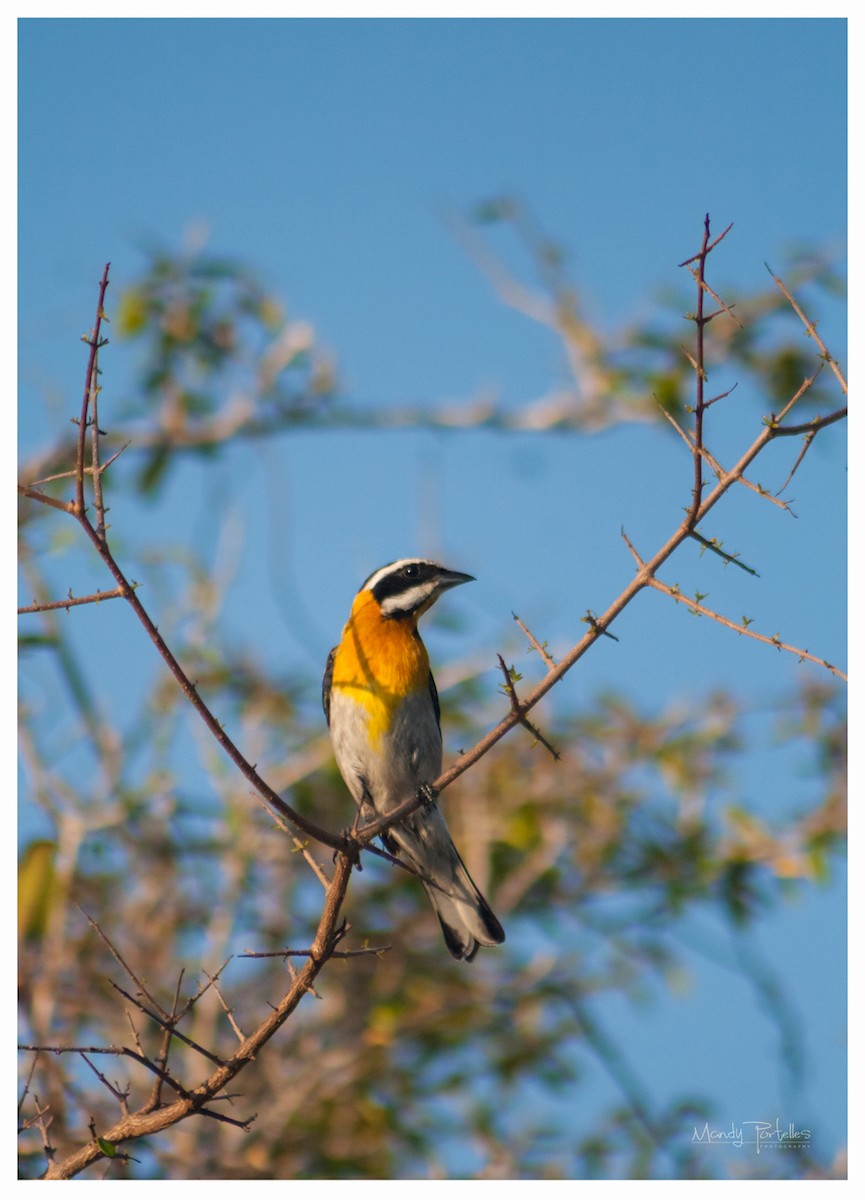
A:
419 783 439 811
338 827 363 869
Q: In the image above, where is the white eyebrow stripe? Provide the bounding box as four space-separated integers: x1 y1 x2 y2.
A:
378 581 437 616
362 558 421 593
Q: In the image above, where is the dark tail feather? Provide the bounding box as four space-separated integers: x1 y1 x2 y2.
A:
423 859 505 962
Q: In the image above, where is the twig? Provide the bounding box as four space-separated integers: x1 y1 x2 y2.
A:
766 264 848 395
205 975 247 1043
19 1095 52 1136
497 654 560 761
512 612 557 667
107 980 226 1068
702 380 739 409
146 1026 173 1115
647 576 847 681
240 945 392 960
18 586 128 615
620 528 645 567
78 906 170 1021
18 1052 40 1121
767 407 847 438
252 794 332 889
173 958 233 1023
17 483 76 514
27 441 130 487
684 215 712 528
19 1045 190 1100
689 530 760 576
678 219 735 266
771 410 846 499
775 431 817 496
89 361 107 542
75 263 111 518
657 401 793 514
80 1053 130 1112
80 530 345 849
32 1096 56 1165
582 611 620 642
682 265 743 330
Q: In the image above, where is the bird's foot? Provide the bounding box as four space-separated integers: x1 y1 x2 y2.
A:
418 782 439 811
338 826 364 869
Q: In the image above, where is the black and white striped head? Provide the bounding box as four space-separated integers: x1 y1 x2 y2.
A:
362 558 475 619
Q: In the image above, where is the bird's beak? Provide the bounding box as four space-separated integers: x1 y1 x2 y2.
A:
436 568 475 591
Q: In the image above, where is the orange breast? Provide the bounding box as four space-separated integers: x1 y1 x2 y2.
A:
330 590 430 746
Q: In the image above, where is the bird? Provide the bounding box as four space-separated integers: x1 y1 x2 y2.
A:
322 558 505 961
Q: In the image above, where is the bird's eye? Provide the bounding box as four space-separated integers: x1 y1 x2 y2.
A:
403 563 419 579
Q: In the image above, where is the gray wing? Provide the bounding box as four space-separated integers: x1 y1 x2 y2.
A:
322 647 337 727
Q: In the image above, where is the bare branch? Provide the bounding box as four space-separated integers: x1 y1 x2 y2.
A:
89 365 107 542
252 793 332 889
240 945 392 960
17 482 76 514
497 654 560 761
18 586 128 616
657 401 793 515
18 1053 40 1122
34 851 355 1179
75 263 111 517
80 1053 130 1112
27 440 130 487
204 975 247 1044
689 530 760 577
767 264 848 395
684 214 713 529
78 907 171 1022
107 980 226 1069
647 576 847 681
512 611 557 668
768 407 847 438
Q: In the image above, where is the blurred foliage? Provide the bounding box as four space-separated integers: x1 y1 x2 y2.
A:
464 196 845 430
18 840 58 942
113 251 337 496
18 220 846 1180
19 203 845 518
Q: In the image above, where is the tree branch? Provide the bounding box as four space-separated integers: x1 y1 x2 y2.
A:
18 586 128 615
34 851 354 1179
646 576 847 681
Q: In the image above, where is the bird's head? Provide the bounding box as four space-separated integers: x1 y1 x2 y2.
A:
361 558 475 620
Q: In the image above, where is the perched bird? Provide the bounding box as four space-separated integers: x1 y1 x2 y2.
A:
323 558 505 961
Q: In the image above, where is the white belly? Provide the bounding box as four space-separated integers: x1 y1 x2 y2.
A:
328 687 442 815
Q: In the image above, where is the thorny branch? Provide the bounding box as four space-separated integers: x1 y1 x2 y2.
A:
513 611 557 668
634 564 847 682
21 853 355 1178
17 586 128 615
657 399 794 515
18 220 847 1176
497 653 560 760
367 219 845 836
766 264 848 395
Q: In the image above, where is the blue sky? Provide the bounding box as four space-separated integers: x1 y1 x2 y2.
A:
18 16 848 1181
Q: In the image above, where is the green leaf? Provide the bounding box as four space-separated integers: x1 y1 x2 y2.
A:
18 841 58 941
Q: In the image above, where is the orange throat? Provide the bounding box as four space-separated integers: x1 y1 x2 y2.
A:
331 590 430 744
